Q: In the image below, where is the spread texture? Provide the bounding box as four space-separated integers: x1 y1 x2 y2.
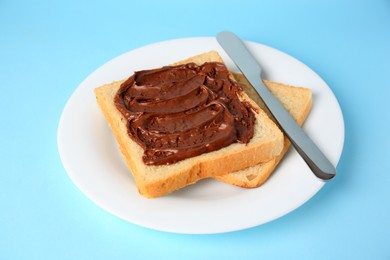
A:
114 62 255 165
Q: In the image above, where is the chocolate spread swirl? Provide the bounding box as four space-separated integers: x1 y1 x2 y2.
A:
114 62 255 165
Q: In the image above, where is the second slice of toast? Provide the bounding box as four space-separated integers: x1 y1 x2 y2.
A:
215 73 312 188
94 51 284 198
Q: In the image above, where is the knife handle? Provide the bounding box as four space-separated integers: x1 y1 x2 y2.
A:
217 31 336 181
256 80 336 180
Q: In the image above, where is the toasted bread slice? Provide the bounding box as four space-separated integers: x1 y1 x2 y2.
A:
215 73 312 188
94 51 283 198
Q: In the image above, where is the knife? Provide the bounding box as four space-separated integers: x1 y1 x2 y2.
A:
216 31 336 181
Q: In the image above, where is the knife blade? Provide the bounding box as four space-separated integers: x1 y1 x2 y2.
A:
216 31 336 180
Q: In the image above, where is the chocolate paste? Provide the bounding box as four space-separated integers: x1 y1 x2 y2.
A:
114 62 255 165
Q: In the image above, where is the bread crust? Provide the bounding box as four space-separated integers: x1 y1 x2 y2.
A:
94 51 284 198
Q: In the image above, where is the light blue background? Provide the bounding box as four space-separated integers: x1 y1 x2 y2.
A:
1 0 389 259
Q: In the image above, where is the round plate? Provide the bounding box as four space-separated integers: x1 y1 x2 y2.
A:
58 37 344 234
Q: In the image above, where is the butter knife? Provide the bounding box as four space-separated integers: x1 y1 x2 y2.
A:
217 31 336 180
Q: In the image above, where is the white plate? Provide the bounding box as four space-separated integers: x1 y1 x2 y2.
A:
58 37 344 234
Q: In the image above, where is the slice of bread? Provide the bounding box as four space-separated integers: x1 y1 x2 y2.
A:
94 51 284 198
214 73 312 188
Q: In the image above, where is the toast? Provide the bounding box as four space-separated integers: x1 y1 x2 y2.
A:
94 51 284 198
215 73 312 188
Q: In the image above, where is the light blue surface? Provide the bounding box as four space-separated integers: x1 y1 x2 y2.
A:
1 0 389 259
